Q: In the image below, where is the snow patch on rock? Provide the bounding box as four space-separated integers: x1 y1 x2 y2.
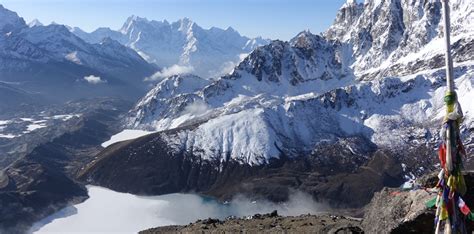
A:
101 129 155 148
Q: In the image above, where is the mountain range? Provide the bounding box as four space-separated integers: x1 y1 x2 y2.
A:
124 0 473 163
0 4 158 104
0 5 267 108
70 16 269 78
78 0 474 207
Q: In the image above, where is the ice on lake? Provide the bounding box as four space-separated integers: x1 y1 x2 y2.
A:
31 185 328 233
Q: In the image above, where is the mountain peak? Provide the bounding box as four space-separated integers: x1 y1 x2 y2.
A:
290 30 327 51
341 0 360 9
226 26 236 32
180 17 192 24
346 0 357 5
129 15 148 22
123 15 149 25
172 17 197 33
291 30 317 43
28 19 43 27
49 21 72 30
120 15 149 33
177 17 194 28
0 4 26 32
99 36 122 47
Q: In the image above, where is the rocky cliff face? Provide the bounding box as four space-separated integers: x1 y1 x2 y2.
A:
326 0 473 77
363 172 474 233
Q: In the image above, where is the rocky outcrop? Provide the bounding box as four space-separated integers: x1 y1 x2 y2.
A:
140 212 363 234
362 188 434 233
363 172 474 233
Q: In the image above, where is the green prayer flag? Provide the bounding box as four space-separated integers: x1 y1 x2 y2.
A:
468 212 474 221
425 197 437 209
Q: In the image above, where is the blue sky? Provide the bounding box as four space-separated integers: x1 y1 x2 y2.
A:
0 0 347 40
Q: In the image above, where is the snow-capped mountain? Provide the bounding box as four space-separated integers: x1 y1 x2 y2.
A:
124 0 474 167
0 5 26 33
72 17 269 78
27 19 43 28
73 0 474 212
325 0 473 77
0 5 157 101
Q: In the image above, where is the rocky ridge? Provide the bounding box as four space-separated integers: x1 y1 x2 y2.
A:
141 212 363 234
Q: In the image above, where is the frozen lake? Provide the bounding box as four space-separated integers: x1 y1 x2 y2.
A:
30 186 327 233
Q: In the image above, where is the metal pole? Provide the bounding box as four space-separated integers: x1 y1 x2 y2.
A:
442 0 455 93
442 0 455 175
441 2 455 234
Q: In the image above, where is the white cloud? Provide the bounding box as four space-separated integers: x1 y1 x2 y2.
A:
211 53 249 77
65 51 82 65
145 64 194 81
182 100 210 116
84 75 106 84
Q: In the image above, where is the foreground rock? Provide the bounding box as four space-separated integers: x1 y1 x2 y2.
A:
140 212 363 234
363 172 474 233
